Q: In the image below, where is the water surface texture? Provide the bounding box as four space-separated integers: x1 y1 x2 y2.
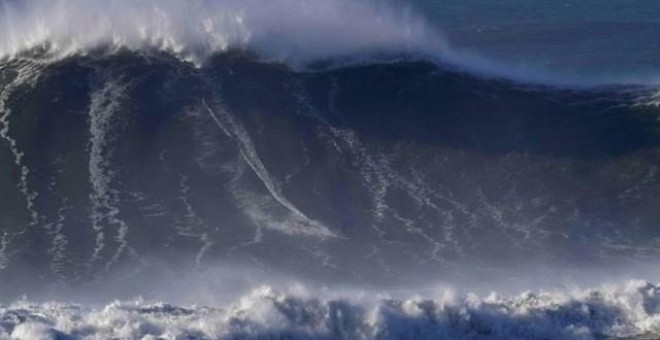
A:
1 0 660 338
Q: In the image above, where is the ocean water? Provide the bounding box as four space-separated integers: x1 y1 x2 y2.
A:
1 0 660 339
4 280 660 339
411 0 660 81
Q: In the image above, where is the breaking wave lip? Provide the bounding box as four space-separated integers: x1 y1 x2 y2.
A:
2 0 660 88
3 280 660 339
0 0 439 65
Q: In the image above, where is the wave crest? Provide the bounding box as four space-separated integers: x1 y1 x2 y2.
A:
0 0 441 66
3 280 660 339
3 0 660 86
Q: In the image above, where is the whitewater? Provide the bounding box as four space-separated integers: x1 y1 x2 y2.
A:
2 280 660 340
1 0 659 86
0 0 439 65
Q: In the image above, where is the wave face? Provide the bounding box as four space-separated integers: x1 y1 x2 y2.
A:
2 1 660 337
0 52 659 299
3 280 660 339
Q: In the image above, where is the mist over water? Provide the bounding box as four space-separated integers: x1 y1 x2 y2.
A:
0 0 439 66
2 0 659 86
1 0 660 339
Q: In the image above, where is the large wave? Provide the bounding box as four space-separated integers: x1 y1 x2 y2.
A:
0 51 658 300
3 280 660 339
1 2 660 338
2 0 659 86
0 0 439 65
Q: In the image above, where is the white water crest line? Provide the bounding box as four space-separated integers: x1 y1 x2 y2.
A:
4 280 660 339
0 62 42 268
0 0 438 67
87 78 131 270
202 99 337 239
3 0 659 86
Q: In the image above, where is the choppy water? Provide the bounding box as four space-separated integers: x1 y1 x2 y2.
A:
4 281 660 339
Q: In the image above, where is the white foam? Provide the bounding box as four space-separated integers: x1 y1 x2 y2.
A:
0 0 439 66
203 99 337 239
2 0 660 87
0 61 42 270
10 322 56 340
634 90 660 108
3 280 660 339
87 78 131 270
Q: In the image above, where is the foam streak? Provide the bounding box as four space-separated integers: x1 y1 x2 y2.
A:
0 62 41 269
203 99 336 238
87 78 130 270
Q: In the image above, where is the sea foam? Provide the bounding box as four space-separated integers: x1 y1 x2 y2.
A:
0 0 441 66
2 0 660 86
2 280 660 339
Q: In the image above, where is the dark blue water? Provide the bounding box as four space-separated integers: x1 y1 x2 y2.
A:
1 1 660 338
410 0 660 80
